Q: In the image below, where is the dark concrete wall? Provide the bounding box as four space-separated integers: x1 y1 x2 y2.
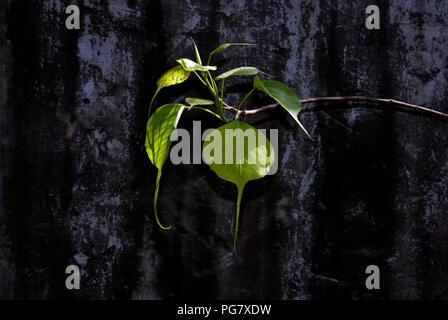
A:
0 0 447 299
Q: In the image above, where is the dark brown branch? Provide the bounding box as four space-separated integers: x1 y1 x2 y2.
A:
223 96 448 121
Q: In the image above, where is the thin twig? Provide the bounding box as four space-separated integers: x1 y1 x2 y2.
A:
223 96 448 121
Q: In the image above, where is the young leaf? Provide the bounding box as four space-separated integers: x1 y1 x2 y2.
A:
149 65 191 115
185 97 214 107
215 67 259 80
145 103 185 229
208 43 255 64
190 38 202 65
254 77 313 140
156 65 191 89
177 58 217 72
202 121 275 254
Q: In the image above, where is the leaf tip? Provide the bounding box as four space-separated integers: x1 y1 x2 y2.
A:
259 70 275 78
154 209 172 230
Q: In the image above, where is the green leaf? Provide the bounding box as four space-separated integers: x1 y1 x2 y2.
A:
156 65 191 89
208 43 255 64
145 103 185 229
177 58 217 72
254 77 313 140
202 121 275 254
149 65 191 115
215 67 259 80
185 97 214 107
190 38 202 65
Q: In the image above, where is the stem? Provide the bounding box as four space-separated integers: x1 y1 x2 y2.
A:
203 71 216 95
193 71 219 104
220 79 225 114
234 88 255 120
186 106 224 121
208 71 218 92
193 71 207 87
207 71 219 100
192 71 229 121
234 185 245 256
154 169 171 230
207 71 223 117
148 88 160 117
223 96 448 121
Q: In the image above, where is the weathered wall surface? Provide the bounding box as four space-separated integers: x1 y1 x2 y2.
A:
0 0 447 299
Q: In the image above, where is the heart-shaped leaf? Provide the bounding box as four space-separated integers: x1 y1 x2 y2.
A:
254 77 312 140
149 65 191 115
146 103 185 229
185 97 214 107
156 65 191 89
215 67 259 80
202 121 275 254
177 58 217 72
